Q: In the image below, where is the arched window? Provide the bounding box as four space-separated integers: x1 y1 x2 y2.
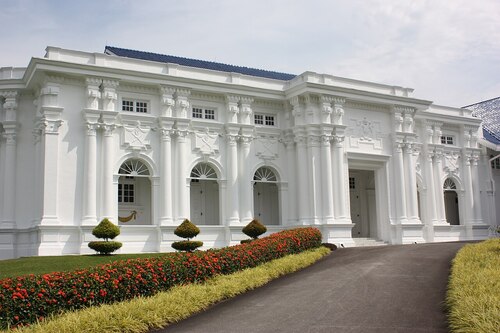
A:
443 178 456 190
119 159 150 176
253 167 277 182
253 167 280 225
190 163 219 225
443 178 459 225
190 163 217 179
117 159 151 225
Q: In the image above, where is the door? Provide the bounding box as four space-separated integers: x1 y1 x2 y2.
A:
253 182 279 225
190 180 219 225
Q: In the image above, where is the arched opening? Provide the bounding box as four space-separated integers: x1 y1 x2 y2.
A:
253 167 280 225
117 159 152 225
190 163 220 225
443 178 460 225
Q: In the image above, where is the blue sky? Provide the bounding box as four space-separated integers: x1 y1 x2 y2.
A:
2 0 499 107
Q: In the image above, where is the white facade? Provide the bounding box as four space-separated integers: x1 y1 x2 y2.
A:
0 46 495 259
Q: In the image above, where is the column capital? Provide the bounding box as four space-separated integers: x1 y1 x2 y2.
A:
85 122 100 136
41 119 64 135
331 134 345 146
102 123 116 137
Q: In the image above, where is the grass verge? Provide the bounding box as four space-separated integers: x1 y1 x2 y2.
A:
446 238 500 333
6 246 331 333
0 253 170 279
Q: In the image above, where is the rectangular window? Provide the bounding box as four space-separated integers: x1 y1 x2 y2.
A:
265 115 275 126
254 113 275 126
491 156 500 169
440 136 454 145
192 107 203 119
349 177 355 189
118 183 135 203
192 107 216 120
254 114 264 125
122 99 148 113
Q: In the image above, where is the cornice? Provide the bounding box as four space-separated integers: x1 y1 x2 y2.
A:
345 100 390 113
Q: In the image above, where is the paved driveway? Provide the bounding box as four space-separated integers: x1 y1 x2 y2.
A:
155 242 468 333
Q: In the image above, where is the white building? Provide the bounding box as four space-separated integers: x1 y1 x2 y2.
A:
0 46 496 259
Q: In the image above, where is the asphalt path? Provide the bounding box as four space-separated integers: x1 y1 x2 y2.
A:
154 242 468 333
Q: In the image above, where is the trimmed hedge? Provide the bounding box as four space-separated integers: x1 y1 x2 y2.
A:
171 240 204 252
242 219 267 239
0 227 322 329
88 241 123 255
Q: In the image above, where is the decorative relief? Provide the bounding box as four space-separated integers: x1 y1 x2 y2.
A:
255 135 279 161
345 117 382 150
332 97 345 125
443 151 460 176
120 121 150 150
85 122 100 136
192 128 220 157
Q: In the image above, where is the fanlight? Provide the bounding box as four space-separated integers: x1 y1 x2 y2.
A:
119 159 150 176
443 178 457 190
191 163 217 179
254 167 277 182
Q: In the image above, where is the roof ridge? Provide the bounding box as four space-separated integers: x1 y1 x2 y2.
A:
463 96 500 108
104 46 296 80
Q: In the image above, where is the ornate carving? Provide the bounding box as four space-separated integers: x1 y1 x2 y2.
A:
332 97 345 125
331 135 345 145
160 128 174 141
121 121 151 151
226 133 239 145
394 112 403 132
3 132 16 145
255 136 279 161
42 119 63 134
102 123 116 137
85 122 100 136
193 128 220 157
443 151 460 175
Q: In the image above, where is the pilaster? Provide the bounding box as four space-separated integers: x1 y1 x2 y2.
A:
226 126 240 224
159 118 175 225
0 91 19 228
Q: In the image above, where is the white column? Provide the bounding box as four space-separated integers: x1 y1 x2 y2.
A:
404 143 420 223
101 124 116 220
81 122 99 225
423 150 438 224
1 127 17 228
393 140 407 223
176 129 190 222
321 134 334 224
295 133 309 224
433 150 446 223
332 135 349 222
284 134 297 224
307 134 321 224
470 155 483 223
239 135 253 224
226 133 240 224
159 127 174 224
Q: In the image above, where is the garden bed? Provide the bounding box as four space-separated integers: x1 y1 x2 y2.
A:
0 227 322 329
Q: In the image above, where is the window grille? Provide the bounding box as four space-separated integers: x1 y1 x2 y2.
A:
254 167 277 182
122 99 149 113
190 163 217 179
349 177 356 189
119 159 150 176
443 178 457 190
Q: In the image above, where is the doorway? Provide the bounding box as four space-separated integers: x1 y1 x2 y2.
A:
190 163 220 225
349 170 377 238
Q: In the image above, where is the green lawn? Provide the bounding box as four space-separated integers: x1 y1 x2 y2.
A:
446 238 500 333
0 253 170 280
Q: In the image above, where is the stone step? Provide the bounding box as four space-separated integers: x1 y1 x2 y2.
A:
352 238 388 247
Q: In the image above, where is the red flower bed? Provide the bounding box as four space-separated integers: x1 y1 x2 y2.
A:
0 227 322 329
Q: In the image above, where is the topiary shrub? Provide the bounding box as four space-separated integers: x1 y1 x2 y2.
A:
92 218 120 241
242 219 267 242
172 219 203 252
174 219 200 240
88 218 122 255
171 240 204 252
88 241 122 255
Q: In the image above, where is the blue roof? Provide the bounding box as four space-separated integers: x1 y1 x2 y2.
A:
104 46 296 81
464 97 500 146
